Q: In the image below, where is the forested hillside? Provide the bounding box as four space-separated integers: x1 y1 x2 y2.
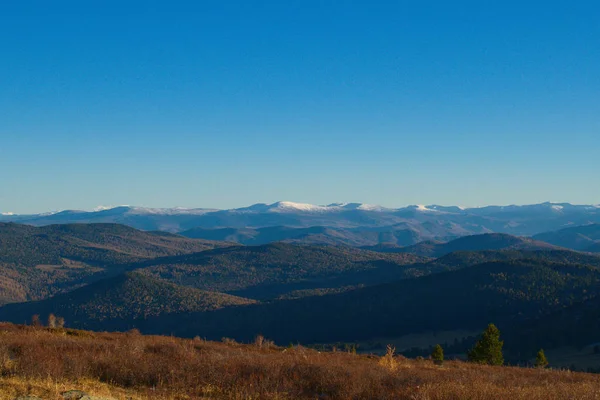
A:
140 259 600 347
132 242 429 299
385 233 559 257
0 272 254 329
0 223 231 305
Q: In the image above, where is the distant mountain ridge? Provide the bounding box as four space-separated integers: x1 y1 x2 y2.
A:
3 201 600 237
533 224 600 252
179 224 463 247
389 233 561 257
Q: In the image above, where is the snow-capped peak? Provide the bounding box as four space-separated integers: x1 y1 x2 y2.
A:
94 205 126 212
266 201 391 213
407 204 441 212
269 201 329 213
356 203 390 211
129 206 218 215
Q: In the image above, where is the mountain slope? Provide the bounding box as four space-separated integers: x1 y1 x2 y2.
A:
143 258 600 345
0 272 254 329
586 242 600 253
0 223 231 305
533 224 600 251
425 249 600 271
394 233 560 257
132 242 429 299
180 225 454 247
0 222 229 266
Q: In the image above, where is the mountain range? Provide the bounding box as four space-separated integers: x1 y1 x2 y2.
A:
3 202 600 241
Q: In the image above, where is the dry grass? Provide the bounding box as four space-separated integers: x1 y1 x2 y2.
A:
0 323 599 399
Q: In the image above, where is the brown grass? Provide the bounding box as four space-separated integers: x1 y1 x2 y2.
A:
0 323 599 399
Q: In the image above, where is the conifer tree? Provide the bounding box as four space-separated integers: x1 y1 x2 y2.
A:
468 323 504 366
535 349 548 368
431 344 444 365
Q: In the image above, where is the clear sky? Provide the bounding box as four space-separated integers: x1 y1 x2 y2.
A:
1 1 599 213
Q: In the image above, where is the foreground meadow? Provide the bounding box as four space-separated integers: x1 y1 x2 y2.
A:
0 323 599 399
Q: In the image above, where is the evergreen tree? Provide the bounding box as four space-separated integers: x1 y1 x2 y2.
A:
431 344 444 365
535 349 549 368
468 323 504 366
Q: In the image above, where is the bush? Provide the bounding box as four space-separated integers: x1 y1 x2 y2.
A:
378 345 397 371
48 313 57 328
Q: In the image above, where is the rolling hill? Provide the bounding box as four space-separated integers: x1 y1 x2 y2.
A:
0 271 254 330
0 222 231 305
132 242 429 299
137 258 600 346
0 222 229 266
179 225 379 246
424 248 600 270
533 224 600 251
392 233 560 257
180 224 465 247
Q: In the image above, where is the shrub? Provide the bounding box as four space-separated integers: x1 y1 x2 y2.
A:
221 337 237 345
47 313 57 328
31 314 41 328
255 334 265 348
378 345 397 371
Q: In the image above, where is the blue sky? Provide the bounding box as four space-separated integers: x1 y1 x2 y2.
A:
1 1 599 213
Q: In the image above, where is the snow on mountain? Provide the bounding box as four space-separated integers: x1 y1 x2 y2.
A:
267 201 331 213
357 204 391 211
3 202 600 237
127 207 218 215
405 205 444 213
265 201 395 213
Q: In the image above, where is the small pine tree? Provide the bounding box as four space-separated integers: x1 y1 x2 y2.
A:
535 349 548 368
431 344 444 365
468 323 504 366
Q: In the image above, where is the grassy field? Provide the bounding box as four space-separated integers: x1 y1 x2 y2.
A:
1 323 600 399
